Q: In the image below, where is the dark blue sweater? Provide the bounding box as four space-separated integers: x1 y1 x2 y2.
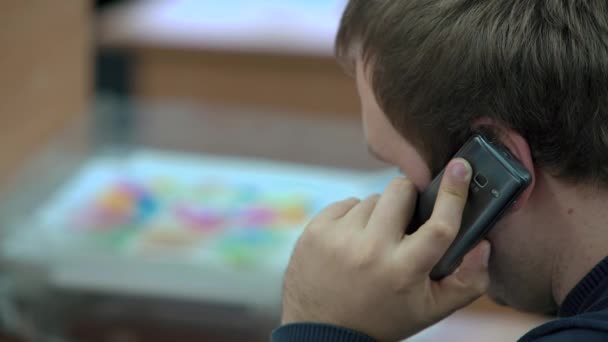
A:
272 257 608 342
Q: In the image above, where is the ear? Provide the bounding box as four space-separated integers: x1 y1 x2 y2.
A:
472 118 536 211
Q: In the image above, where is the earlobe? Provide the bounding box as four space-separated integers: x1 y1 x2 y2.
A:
472 119 536 211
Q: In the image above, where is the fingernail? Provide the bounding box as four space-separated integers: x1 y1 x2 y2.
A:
481 243 491 268
450 159 471 182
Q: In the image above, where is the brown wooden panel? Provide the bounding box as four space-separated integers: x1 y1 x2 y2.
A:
0 0 91 185
133 48 360 117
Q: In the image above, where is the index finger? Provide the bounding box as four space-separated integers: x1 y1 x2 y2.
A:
403 158 472 271
366 178 417 241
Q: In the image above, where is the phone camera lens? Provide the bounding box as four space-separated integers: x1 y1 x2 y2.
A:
474 173 488 188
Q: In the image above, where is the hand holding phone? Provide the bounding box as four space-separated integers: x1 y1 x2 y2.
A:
408 134 531 280
282 159 493 341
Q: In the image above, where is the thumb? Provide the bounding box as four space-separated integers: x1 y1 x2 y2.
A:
434 240 491 310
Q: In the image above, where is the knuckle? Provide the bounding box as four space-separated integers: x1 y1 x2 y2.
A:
350 243 380 269
354 252 375 269
305 219 324 234
315 198 359 221
298 225 347 257
365 194 382 203
430 221 457 242
332 230 351 250
297 228 316 247
462 281 489 300
474 276 491 294
387 252 419 293
391 268 416 293
341 198 361 210
453 274 490 297
393 281 415 295
389 178 417 194
302 220 332 243
441 185 466 200
333 197 359 210
344 196 362 204
308 216 323 228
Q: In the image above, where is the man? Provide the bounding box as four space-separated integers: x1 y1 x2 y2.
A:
272 0 608 341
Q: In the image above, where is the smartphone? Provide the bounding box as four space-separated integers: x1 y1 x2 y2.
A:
406 134 531 280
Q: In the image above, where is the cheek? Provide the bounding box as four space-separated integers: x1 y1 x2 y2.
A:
364 123 431 190
362 113 430 188
396 150 432 190
356 67 431 189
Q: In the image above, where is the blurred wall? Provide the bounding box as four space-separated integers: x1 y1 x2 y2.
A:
0 1 91 184
97 1 360 117
134 50 359 116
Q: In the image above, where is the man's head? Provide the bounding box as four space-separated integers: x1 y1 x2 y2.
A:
336 0 608 314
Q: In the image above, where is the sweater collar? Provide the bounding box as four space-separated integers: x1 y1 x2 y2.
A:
559 256 608 317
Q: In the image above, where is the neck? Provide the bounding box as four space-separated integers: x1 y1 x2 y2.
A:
551 182 608 307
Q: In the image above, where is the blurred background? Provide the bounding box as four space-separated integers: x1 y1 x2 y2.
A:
0 1 548 341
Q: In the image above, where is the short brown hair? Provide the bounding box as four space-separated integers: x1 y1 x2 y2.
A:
336 0 608 185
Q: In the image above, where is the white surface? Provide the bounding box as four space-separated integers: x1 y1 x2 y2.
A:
100 0 348 56
2 149 397 309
